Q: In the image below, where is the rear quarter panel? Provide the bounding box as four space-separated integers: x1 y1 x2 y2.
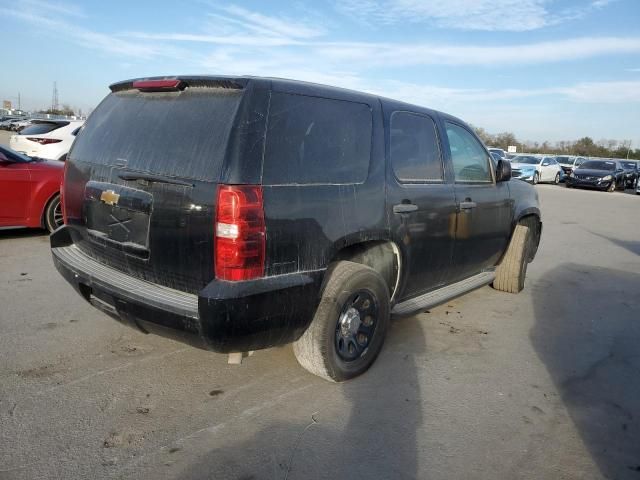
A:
24 161 63 227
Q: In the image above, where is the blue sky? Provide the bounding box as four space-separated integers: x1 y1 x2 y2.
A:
1 0 639 146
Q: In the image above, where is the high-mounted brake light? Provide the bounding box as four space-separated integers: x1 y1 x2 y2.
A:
132 79 185 92
27 137 62 145
215 185 265 281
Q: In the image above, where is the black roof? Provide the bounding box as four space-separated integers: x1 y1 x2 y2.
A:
109 75 464 125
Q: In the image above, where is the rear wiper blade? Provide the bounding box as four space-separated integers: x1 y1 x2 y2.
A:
118 172 194 187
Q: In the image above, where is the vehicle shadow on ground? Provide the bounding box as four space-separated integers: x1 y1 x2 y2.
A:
0 228 48 240
530 263 640 479
175 318 425 480
587 231 640 256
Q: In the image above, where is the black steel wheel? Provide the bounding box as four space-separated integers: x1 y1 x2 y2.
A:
293 261 390 382
335 290 379 362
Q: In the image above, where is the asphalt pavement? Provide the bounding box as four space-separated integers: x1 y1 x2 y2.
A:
1 178 639 479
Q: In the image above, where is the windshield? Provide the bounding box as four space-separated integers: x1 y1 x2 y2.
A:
621 161 637 169
513 156 539 165
580 160 616 171
556 156 571 165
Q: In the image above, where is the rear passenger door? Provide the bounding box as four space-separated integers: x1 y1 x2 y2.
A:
442 121 512 282
386 111 457 300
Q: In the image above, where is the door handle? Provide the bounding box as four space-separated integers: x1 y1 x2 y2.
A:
393 203 418 214
458 201 477 211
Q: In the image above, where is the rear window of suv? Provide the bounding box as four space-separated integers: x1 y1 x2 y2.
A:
20 122 67 135
70 88 242 182
262 93 372 185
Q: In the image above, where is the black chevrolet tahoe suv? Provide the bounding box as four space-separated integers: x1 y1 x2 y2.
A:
51 76 542 382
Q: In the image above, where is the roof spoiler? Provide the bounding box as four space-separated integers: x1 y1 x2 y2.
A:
109 76 246 93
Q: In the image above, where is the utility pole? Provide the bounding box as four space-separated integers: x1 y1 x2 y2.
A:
51 81 59 112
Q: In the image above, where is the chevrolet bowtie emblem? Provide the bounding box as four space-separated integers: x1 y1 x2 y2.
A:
100 190 120 206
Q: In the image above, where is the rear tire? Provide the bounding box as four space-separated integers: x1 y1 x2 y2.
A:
44 194 63 233
492 218 536 294
293 261 390 382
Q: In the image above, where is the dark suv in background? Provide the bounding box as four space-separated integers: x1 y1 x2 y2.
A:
51 76 541 382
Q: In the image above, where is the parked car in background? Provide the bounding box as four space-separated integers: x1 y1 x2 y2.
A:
10 119 84 161
50 75 541 382
566 159 625 192
10 119 32 132
510 155 563 184
556 155 587 176
487 147 507 160
0 145 63 232
0 118 16 130
618 160 638 189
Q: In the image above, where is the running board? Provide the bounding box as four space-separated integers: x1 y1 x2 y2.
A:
391 271 496 317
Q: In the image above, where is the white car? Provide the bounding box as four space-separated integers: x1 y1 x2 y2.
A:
10 119 84 161
555 155 587 176
487 147 507 160
510 155 563 185
10 119 32 131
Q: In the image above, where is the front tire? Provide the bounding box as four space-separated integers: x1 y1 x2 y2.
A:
554 172 560 184
607 180 616 192
493 217 536 294
44 194 63 233
532 172 539 185
293 261 390 382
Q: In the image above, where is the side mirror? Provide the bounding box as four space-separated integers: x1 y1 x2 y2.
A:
496 159 511 182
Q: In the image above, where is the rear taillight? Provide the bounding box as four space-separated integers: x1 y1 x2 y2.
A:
215 185 265 281
27 137 62 145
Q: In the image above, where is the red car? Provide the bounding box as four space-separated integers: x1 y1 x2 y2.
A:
0 145 63 233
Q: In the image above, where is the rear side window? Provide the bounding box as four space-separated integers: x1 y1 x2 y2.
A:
445 122 493 183
70 88 242 181
262 93 372 185
390 112 443 182
20 123 66 135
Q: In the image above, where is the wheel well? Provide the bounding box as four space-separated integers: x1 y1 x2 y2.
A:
331 241 401 302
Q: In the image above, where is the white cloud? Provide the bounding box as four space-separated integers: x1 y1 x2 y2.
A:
0 8 202 62
20 0 86 18
359 80 640 110
336 0 616 31
219 5 325 39
559 81 640 103
314 37 640 67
